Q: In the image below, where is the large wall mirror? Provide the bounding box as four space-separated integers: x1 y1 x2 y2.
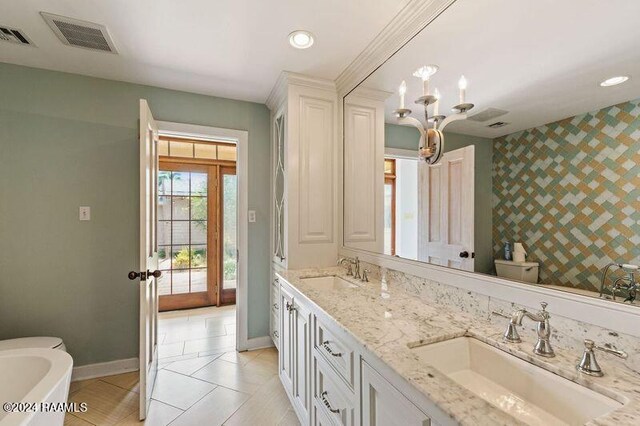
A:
343 0 640 306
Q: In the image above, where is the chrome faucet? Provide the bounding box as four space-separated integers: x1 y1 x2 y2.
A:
599 263 639 303
576 339 627 377
337 257 353 276
352 257 361 279
492 302 555 357
337 256 360 278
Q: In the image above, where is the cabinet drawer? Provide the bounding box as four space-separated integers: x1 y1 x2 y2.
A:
315 317 355 388
314 355 355 426
314 402 336 426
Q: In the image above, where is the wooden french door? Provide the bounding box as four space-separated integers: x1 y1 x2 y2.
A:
157 160 237 311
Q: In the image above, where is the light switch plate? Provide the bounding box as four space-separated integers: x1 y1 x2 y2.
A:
79 206 91 221
248 210 256 223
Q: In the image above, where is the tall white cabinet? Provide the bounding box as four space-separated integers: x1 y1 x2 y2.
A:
267 72 339 346
342 88 389 253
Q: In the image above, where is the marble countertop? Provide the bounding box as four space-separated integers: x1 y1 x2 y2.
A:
276 267 640 426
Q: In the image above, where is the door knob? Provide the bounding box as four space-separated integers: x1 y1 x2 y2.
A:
459 251 469 258
128 270 161 281
128 271 142 280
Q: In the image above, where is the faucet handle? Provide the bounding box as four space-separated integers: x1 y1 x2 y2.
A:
539 302 550 318
577 339 627 377
490 310 510 320
586 339 628 359
491 310 522 343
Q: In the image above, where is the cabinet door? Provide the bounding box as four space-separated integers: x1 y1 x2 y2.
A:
361 362 431 426
279 285 294 396
273 111 286 265
271 276 280 348
293 299 311 424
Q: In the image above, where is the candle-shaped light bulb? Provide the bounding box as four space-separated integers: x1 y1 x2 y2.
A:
422 76 429 96
413 65 439 96
433 88 441 116
458 75 467 104
399 80 407 109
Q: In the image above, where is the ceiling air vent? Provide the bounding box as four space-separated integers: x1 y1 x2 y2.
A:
468 108 508 123
40 12 117 53
0 26 35 46
488 121 509 129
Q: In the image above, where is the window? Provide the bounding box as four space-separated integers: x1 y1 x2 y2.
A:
158 136 237 162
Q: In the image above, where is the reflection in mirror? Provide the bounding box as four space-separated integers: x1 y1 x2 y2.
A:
343 0 640 306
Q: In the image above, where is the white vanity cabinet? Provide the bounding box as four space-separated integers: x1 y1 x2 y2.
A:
279 283 312 425
361 361 432 426
277 276 439 426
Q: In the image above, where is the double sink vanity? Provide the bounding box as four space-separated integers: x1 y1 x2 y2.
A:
270 262 639 426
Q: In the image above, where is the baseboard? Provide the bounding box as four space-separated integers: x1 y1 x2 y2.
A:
242 335 274 351
71 357 139 382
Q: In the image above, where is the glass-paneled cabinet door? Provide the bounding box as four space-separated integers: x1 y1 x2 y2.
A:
274 113 286 262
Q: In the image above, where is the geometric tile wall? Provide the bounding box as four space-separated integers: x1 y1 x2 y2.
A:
492 99 640 292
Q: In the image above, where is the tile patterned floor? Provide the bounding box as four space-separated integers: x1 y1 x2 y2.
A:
65 306 298 425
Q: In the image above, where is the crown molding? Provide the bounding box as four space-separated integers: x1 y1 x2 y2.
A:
335 0 456 98
266 71 337 111
349 86 394 102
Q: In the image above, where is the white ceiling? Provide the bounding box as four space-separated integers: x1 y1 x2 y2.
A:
362 0 640 138
0 0 409 103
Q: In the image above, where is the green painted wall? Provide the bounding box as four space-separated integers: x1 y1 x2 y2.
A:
384 124 493 274
385 123 420 150
0 63 271 366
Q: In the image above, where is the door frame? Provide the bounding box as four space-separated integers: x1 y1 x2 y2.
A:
157 121 250 351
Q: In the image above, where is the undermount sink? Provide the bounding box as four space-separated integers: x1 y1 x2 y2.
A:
300 275 357 291
411 337 623 426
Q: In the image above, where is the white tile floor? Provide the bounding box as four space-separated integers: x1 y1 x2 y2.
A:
66 305 298 425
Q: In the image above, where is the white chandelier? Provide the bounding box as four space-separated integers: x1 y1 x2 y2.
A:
393 65 474 164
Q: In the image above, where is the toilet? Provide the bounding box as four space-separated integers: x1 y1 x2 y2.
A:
0 337 67 352
495 259 539 283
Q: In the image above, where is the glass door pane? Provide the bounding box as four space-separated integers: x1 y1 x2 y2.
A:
157 169 210 297
222 172 237 292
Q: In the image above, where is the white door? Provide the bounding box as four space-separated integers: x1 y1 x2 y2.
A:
136 99 160 419
418 145 474 271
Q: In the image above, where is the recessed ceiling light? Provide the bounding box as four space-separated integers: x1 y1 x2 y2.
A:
288 30 314 49
600 76 629 87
